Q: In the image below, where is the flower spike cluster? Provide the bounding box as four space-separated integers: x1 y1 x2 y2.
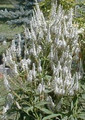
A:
3 1 83 98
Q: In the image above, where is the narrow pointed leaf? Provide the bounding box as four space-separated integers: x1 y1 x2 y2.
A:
36 106 53 114
42 114 61 120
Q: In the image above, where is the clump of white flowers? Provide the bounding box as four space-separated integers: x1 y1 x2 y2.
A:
2 0 83 118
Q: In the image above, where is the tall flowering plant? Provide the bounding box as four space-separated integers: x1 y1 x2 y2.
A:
2 1 83 120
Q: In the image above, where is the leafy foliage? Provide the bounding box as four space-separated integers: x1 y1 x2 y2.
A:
0 1 85 120
0 0 38 26
2 3 85 120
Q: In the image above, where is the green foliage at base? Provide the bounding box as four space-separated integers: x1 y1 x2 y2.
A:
3 76 85 120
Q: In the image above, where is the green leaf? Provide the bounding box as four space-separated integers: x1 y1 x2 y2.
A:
82 94 85 99
78 113 85 120
36 101 48 106
36 106 53 114
69 115 75 120
24 106 33 114
62 116 68 120
45 75 51 80
42 114 61 120
71 101 74 110
21 106 34 117
28 106 33 111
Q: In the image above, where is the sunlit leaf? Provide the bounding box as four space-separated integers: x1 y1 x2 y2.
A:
82 94 85 99
42 114 61 120
78 113 85 120
35 106 53 114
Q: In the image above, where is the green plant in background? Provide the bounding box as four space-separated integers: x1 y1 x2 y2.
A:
1 1 85 120
39 0 51 17
0 0 35 26
0 42 10 56
40 0 85 27
40 0 75 16
60 0 76 9
74 0 85 28
0 0 43 26
0 0 42 55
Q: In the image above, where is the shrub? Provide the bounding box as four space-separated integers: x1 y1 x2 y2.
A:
0 0 40 26
2 1 84 120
